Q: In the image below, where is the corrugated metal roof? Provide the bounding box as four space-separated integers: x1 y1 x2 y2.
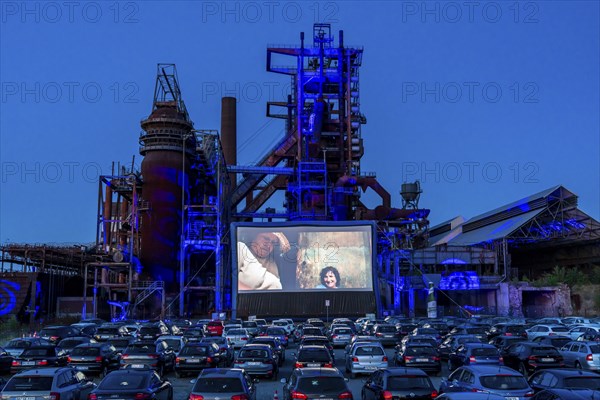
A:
449 208 545 246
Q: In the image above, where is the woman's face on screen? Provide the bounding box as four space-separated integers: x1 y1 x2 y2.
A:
323 270 337 288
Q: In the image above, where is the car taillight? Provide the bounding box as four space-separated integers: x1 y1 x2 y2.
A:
505 332 513 336
88 394 97 400
295 362 303 368
469 356 476 363
189 394 204 400
234 360 243 364
403 356 413 361
122 354 129 358
291 392 308 399
12 360 19 366
323 363 333 368
176 357 181 363
588 354 594 361
528 356 538 361
382 356 388 362
149 354 159 359
525 391 535 397
471 388 485 392
50 336 60 342
382 391 393 400
231 395 249 400
38 360 48 366
499 356 504 364
95 356 103 362
432 356 440 361
376 333 383 337
50 392 60 400
134 393 151 400
242 337 248 341
206 357 213 364
332 335 338 339
431 390 438 398
338 392 352 399
352 357 359 362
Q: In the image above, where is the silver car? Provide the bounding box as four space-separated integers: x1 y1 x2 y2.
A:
345 343 388 378
330 327 354 347
1 367 96 400
225 328 250 349
560 341 600 371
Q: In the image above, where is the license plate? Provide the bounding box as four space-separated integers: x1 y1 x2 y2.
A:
541 358 554 362
22 361 35 366
505 397 519 400
307 363 320 367
248 362 261 366
416 358 429 362
78 366 89 370
132 364 145 368
17 397 35 400
365 366 377 370
187 359 199 363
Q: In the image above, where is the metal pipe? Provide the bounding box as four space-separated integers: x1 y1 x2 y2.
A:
226 166 294 175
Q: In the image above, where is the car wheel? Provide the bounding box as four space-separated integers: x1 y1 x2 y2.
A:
576 361 582 369
518 362 528 378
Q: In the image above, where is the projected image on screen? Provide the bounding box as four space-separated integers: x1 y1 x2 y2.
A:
235 224 373 293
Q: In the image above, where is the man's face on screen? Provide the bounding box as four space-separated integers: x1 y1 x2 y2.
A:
251 233 279 258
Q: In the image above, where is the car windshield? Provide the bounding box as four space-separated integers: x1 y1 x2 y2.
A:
563 377 600 389
531 347 560 356
71 347 100 356
180 346 208 356
6 340 32 348
99 373 147 390
480 375 529 390
297 377 346 392
297 349 330 362
355 346 384 356
193 378 243 392
471 348 499 356
387 376 432 390
21 348 53 357
4 376 53 391
239 349 267 358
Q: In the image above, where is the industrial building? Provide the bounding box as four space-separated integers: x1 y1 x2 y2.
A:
1 24 599 321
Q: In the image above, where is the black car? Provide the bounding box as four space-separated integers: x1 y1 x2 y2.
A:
2 367 96 400
393 343 441 375
531 388 600 399
93 324 127 342
234 344 278 379
488 335 528 352
293 345 334 369
67 343 121 376
120 340 175 375
137 323 170 341
361 367 438 400
174 342 226 377
4 337 53 357
188 368 257 400
372 324 400 346
57 336 97 355
199 337 234 366
299 336 335 360
531 335 572 349
182 327 206 342
503 342 565 378
88 369 173 400
11 346 68 373
0 346 13 374
396 323 419 338
38 326 81 344
528 368 600 393
71 323 98 337
282 367 352 400
107 337 136 353
251 336 286 366
487 323 528 339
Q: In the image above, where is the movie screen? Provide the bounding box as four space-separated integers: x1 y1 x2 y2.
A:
233 223 374 293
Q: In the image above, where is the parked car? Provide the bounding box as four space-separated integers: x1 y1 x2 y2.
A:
137 322 170 340
88 369 173 400
224 328 250 349
559 341 600 371
489 335 528 353
120 340 176 375
393 343 441 375
448 343 503 371
174 342 227 377
293 345 334 369
155 335 187 356
262 326 289 347
11 346 68 373
487 323 528 340
1 367 96 400
528 368 600 393
531 388 600 399
299 336 335 360
502 342 565 378
242 321 260 337
361 367 438 400
106 337 136 353
70 322 98 337
0 346 13 374
250 336 286 366
330 326 354 348
188 368 257 400
38 326 81 344
439 365 534 398
3 337 52 357
93 324 127 342
234 343 278 379
67 343 121 377
372 324 400 346
206 320 225 336
57 336 98 355
531 335 572 349
199 336 234 366
281 367 352 400
344 342 388 378
526 325 570 341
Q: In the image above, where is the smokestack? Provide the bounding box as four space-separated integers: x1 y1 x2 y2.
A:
221 97 237 189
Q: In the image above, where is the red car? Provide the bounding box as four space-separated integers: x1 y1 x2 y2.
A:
206 321 224 336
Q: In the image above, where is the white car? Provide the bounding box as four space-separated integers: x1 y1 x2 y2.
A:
567 326 600 341
526 324 570 340
272 319 294 335
224 328 250 348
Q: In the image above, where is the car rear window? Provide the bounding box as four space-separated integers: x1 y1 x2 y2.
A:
126 344 155 354
297 349 331 362
506 326 525 333
7 340 32 348
59 339 85 348
239 349 268 358
297 376 346 392
267 328 286 335
4 377 53 391
21 348 53 357
71 347 100 356
40 328 65 336
109 339 130 347
531 347 560 356
194 378 243 392
406 346 436 355
97 327 119 334
551 327 569 332
208 322 223 327
229 329 246 335
377 326 397 333
355 346 384 356
471 347 499 356
480 375 529 390
180 346 208 356
550 338 571 347
335 329 352 335
387 376 432 390
99 374 147 390
466 328 487 334
563 377 600 389
590 345 600 354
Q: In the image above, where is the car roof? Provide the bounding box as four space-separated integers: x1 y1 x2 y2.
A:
461 365 522 375
463 343 497 349
74 343 105 348
538 388 600 399
381 367 429 376
14 367 70 376
293 367 343 377
199 368 246 377
241 343 271 349
531 368 600 378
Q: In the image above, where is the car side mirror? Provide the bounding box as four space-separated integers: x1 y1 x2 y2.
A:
280 378 287 384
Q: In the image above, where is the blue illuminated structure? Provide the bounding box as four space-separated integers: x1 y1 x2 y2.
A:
0 279 20 316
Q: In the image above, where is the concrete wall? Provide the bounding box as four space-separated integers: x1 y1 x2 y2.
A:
497 282 573 317
571 285 600 316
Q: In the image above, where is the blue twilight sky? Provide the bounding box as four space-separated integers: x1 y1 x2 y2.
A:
1 1 599 244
